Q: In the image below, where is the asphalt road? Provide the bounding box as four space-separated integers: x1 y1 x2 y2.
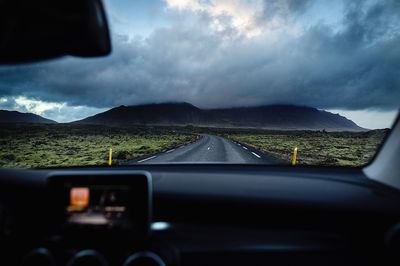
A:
135 134 284 164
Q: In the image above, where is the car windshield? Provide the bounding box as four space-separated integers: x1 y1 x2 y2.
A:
0 0 399 168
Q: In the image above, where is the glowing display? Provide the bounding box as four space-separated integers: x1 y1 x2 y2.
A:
66 185 131 228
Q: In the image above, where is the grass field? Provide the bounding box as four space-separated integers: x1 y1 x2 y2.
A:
0 124 196 168
221 129 388 166
0 124 389 168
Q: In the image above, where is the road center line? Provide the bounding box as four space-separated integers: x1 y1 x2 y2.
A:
138 156 156 163
243 146 248 150
251 152 261 158
166 149 175 153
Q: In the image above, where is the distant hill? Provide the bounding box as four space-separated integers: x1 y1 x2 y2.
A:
74 102 365 131
0 110 56 124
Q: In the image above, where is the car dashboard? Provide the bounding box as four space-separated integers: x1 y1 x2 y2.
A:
1 165 400 266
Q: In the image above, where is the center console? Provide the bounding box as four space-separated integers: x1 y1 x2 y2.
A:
19 171 173 266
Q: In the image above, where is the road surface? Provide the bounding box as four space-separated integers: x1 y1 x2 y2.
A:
134 134 284 164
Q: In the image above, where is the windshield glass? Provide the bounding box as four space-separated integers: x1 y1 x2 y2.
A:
0 0 399 168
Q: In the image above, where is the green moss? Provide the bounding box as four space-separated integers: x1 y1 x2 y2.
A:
0 124 196 168
0 124 388 168
221 130 388 167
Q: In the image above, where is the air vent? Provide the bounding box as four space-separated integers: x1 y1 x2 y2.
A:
123 251 166 266
67 250 108 266
21 248 55 266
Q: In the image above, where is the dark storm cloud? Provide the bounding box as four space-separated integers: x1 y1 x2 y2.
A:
0 0 399 111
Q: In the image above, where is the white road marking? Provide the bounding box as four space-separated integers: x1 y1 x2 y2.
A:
251 152 261 158
243 146 248 150
207 147 211 150
166 149 175 153
138 156 156 163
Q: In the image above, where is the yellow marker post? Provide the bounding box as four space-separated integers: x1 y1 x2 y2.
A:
108 148 113 166
292 147 298 166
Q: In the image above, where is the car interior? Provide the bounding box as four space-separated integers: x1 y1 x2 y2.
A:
1 0 400 265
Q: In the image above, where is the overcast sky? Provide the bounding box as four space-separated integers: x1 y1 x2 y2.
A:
0 0 399 128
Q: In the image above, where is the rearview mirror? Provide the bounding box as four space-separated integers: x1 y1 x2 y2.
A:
0 0 111 64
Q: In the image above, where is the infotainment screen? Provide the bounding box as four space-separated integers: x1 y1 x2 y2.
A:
48 172 151 236
66 185 131 228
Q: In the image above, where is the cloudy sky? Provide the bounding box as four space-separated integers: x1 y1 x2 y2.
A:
0 0 399 128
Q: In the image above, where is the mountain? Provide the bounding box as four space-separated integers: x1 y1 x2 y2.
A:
0 110 56 124
74 102 365 131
